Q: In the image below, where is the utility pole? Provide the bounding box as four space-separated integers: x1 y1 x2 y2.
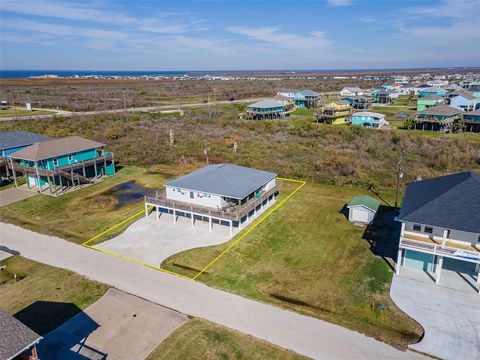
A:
203 144 209 165
122 89 128 120
394 144 404 210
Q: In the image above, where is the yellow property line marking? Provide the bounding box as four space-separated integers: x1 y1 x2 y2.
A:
192 178 306 280
82 178 306 282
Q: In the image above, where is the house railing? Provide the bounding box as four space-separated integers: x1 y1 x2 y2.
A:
400 236 480 263
145 185 278 221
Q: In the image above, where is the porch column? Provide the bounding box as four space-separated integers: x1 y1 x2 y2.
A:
9 157 17 187
209 216 212 231
35 161 42 191
144 200 148 217
435 256 443 284
229 220 233 236
156 206 159 220
173 209 176 223
191 213 194 227
442 229 448 248
400 222 405 237
396 248 402 275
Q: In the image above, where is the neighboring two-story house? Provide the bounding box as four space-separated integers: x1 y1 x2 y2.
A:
9 136 115 194
396 172 480 293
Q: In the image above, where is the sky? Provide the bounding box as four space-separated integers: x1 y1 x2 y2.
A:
1 0 479 71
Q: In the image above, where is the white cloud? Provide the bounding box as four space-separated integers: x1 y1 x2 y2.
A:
326 0 354 7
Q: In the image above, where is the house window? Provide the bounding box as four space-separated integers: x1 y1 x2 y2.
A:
446 229 451 238
413 224 421 232
68 154 73 161
424 226 433 234
53 158 59 166
190 191 194 199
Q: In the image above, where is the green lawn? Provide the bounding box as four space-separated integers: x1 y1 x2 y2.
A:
0 165 172 243
0 108 54 117
147 318 306 360
0 256 109 335
162 182 422 347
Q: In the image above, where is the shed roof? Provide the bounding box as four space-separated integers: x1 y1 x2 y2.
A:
348 195 380 212
248 99 284 109
10 136 105 161
0 308 42 360
398 171 480 233
418 104 461 116
166 163 277 199
0 131 52 151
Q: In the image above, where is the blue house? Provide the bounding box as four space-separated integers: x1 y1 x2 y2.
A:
9 135 115 194
350 111 388 128
247 99 287 120
463 109 480 133
449 91 480 112
1 131 52 181
418 86 447 97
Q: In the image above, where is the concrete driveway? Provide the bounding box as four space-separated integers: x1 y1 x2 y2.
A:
96 212 235 266
1 222 428 360
38 288 188 360
391 272 480 360
0 187 37 206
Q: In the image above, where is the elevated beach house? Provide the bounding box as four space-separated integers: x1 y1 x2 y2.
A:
8 136 115 194
296 89 321 108
418 86 448 97
0 131 52 181
247 99 287 120
463 109 480 133
396 172 479 293
350 111 389 128
448 90 480 112
340 87 364 97
316 100 352 125
414 104 462 131
416 95 444 111
145 164 277 236
340 96 369 109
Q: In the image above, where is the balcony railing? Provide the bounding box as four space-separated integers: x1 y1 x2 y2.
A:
400 235 480 263
145 185 278 221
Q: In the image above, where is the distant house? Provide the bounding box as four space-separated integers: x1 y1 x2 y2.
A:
9 136 115 194
0 131 53 181
0 308 43 360
398 85 419 96
272 94 295 110
296 89 320 108
340 96 369 109
350 111 389 128
276 90 300 99
145 163 277 235
418 86 448 97
449 91 480 112
416 95 444 111
414 104 462 131
316 100 352 125
372 88 398 104
340 87 364 96
247 99 287 120
467 81 480 98
394 76 410 84
463 109 480 133
347 195 380 225
426 79 449 87
396 171 480 293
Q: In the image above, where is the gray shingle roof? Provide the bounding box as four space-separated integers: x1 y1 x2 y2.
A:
0 131 52 151
10 136 105 161
0 308 42 360
398 171 480 233
166 164 277 199
300 89 319 97
418 104 461 116
420 86 446 93
248 99 284 109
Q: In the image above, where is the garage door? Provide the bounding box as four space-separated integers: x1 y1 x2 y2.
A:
352 208 369 223
404 250 435 272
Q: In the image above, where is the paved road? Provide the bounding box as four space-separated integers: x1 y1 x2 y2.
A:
391 273 480 360
0 98 259 121
0 222 428 360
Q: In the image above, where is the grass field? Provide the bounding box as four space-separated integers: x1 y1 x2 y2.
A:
0 256 109 335
162 182 422 347
0 165 172 243
0 108 53 117
147 318 306 360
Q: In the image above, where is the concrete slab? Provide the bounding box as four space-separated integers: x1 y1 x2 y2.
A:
0 187 37 206
391 273 480 360
96 200 274 267
38 288 188 360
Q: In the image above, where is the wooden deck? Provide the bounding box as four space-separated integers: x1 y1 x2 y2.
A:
145 186 278 222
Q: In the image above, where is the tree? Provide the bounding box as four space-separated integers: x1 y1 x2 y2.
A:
403 118 415 130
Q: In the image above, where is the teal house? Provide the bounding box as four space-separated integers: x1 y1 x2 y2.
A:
414 104 462 131
296 89 320 108
247 99 287 119
9 136 115 194
463 109 480 133
418 86 447 97
350 111 388 128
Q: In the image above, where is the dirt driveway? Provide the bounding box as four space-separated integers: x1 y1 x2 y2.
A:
38 288 188 360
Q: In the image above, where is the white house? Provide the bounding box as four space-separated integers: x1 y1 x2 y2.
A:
145 164 277 235
276 90 299 99
347 195 380 225
398 85 420 96
396 172 480 293
340 87 364 96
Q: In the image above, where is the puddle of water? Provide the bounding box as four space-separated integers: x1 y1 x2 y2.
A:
104 181 153 208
